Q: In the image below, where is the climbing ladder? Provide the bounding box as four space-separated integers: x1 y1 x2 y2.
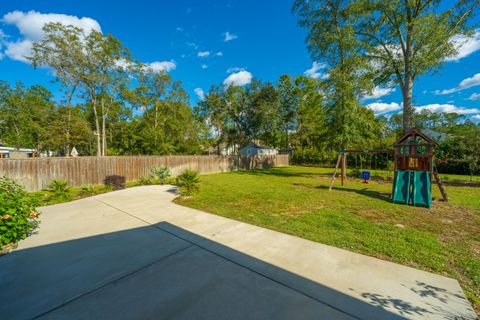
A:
433 163 448 202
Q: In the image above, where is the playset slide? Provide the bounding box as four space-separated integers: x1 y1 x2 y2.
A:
412 171 432 208
392 170 410 204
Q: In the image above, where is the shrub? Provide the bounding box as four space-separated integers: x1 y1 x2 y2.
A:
138 175 154 185
47 179 71 201
291 148 335 166
176 169 200 196
104 175 126 190
151 166 171 184
350 168 361 178
80 185 96 196
0 177 41 247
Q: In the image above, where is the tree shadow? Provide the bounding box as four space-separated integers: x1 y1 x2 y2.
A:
233 167 326 178
2 221 474 319
440 180 480 188
316 185 393 203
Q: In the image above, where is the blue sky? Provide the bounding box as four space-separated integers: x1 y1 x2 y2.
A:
0 0 479 121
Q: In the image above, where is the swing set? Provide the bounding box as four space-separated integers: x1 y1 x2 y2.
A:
328 128 449 208
328 148 393 190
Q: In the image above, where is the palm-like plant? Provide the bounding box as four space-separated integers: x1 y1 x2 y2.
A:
176 169 200 196
80 185 96 196
47 180 71 200
151 166 171 184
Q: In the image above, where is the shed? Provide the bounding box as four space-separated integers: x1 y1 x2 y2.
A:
0 146 36 158
240 143 277 156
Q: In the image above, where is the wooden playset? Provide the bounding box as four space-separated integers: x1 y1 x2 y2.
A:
329 128 448 208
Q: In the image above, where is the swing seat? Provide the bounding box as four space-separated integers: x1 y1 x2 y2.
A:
361 171 371 184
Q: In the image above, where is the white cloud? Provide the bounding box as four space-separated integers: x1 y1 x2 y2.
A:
446 30 480 62
2 10 101 41
116 59 176 74
362 86 396 100
223 70 252 87
215 51 223 57
2 10 101 63
434 73 480 95
366 102 402 115
0 29 5 60
5 39 33 62
201 64 208 69
146 60 176 73
471 114 480 121
467 93 480 101
197 51 210 57
223 31 238 42
194 88 205 100
367 101 480 117
226 67 245 73
304 61 328 79
415 103 479 115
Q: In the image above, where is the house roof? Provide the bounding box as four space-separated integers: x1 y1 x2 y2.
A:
422 128 447 142
241 143 276 150
393 128 439 147
0 145 36 152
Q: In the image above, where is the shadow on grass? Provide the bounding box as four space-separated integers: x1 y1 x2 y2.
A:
316 185 392 203
233 167 333 178
440 180 480 188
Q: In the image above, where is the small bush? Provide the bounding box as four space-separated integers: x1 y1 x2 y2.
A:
151 167 171 184
176 169 200 196
0 177 41 247
80 185 96 196
47 179 71 201
104 175 126 190
350 168 361 178
138 175 154 185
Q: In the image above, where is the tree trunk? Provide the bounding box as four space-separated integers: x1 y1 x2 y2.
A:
65 92 72 157
92 99 101 157
402 81 413 133
154 103 158 150
285 127 289 149
65 105 71 157
101 97 107 157
403 13 414 133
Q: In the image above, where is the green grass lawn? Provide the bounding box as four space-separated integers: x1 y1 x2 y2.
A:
175 165 480 311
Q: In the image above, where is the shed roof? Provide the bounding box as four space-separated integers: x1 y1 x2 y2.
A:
241 143 276 150
393 128 439 147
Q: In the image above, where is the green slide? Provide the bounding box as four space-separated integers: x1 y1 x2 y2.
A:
392 170 410 204
412 171 432 208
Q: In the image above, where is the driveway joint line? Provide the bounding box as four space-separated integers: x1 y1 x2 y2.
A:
32 243 195 319
93 196 362 320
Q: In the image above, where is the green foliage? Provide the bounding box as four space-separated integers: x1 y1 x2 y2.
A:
291 148 334 165
176 169 200 196
0 177 41 246
293 0 480 130
175 166 480 309
47 179 71 201
79 185 96 196
151 167 171 184
138 175 154 185
103 175 126 190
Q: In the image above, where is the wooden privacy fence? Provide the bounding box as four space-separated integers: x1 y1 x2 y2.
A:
0 155 289 191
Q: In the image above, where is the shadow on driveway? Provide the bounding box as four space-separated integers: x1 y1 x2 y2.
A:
0 222 463 320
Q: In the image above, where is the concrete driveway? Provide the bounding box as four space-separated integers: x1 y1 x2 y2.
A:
0 185 476 320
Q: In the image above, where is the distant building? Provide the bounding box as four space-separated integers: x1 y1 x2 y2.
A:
422 128 447 143
203 143 239 156
240 143 278 156
0 146 36 158
278 148 293 155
